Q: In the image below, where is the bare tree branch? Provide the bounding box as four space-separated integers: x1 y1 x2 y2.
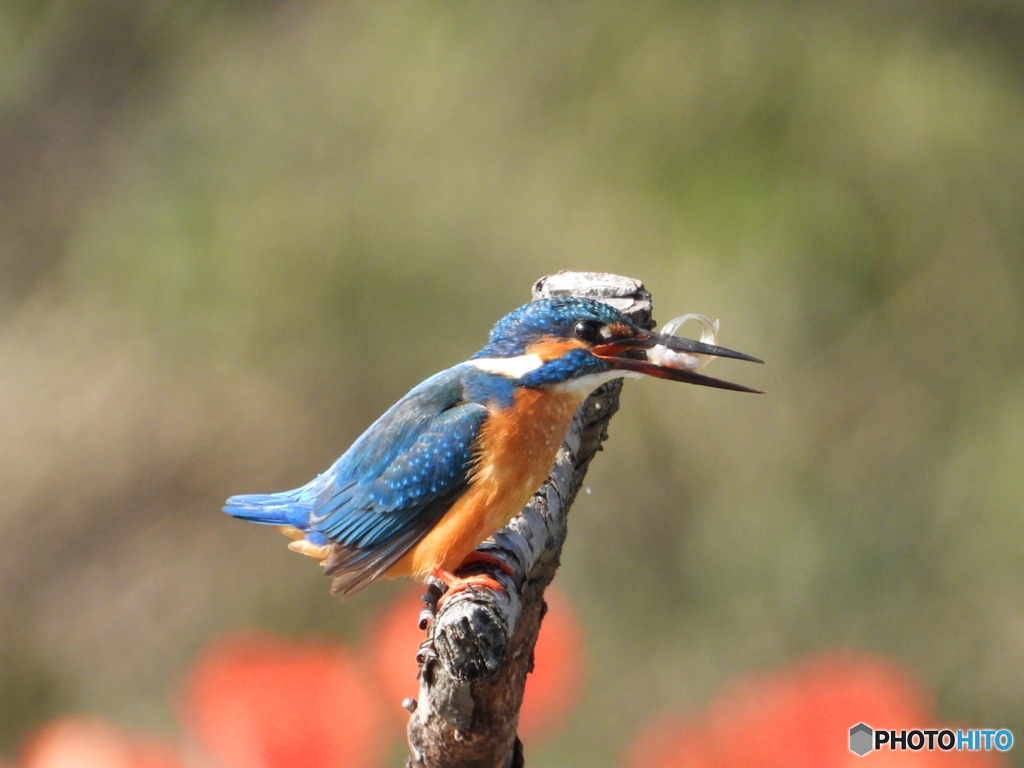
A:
406 272 653 768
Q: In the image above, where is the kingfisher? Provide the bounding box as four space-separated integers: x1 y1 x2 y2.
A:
224 297 762 602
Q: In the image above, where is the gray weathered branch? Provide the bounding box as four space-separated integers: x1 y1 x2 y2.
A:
406 272 653 768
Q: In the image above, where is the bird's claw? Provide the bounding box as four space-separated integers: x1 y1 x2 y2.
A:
429 567 505 611
457 549 516 578
415 637 438 665
419 583 443 630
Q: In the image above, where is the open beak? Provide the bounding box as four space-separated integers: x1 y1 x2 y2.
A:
592 330 766 394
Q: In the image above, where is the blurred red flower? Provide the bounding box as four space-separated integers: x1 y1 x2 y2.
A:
516 586 586 742
625 651 1006 768
368 584 586 743
18 716 181 768
181 632 388 768
366 586 428 725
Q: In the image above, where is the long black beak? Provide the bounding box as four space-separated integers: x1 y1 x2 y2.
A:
592 330 766 394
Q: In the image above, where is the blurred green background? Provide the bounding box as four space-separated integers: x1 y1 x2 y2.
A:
2 0 1023 764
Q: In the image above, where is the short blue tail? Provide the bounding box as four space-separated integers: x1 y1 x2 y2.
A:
223 491 311 530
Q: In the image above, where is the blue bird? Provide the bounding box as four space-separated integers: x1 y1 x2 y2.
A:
224 297 762 600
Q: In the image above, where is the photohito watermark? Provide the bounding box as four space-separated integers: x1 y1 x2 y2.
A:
849 723 1013 757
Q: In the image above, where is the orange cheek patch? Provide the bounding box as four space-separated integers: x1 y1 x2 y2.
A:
526 337 588 361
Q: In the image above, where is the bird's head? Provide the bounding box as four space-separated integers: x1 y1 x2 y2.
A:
470 298 763 395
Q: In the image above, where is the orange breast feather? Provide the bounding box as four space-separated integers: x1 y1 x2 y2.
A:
387 388 580 578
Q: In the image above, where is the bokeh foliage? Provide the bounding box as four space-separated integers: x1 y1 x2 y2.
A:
1 0 1023 764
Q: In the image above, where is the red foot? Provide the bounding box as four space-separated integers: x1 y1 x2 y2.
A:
430 568 505 610
458 550 516 578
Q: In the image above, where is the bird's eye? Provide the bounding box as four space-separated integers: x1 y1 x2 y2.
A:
574 320 600 342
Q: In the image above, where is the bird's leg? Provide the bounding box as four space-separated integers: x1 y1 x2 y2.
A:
430 568 505 610
456 550 516 578
429 550 517 611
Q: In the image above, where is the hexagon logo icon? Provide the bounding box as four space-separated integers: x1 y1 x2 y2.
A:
849 723 873 756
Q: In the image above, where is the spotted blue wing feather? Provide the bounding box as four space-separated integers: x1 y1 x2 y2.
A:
311 403 486 547
223 364 489 597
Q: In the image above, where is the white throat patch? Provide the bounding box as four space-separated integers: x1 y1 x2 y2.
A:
550 368 637 398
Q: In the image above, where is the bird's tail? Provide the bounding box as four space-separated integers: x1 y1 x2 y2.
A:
223 491 311 529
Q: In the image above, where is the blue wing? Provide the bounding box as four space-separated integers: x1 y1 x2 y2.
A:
224 364 489 596
311 401 487 547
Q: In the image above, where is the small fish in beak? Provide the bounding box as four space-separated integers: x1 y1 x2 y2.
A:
591 314 765 394
647 314 721 372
